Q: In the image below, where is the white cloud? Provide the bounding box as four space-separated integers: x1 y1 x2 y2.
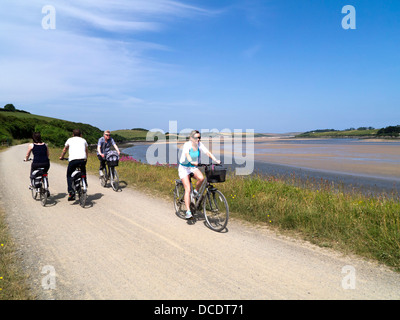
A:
0 0 211 118
52 0 212 33
56 4 161 32
64 0 210 16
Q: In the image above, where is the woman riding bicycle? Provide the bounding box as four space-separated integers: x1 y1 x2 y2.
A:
178 130 220 219
25 132 50 194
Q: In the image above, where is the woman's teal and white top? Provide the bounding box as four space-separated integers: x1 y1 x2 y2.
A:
179 141 209 167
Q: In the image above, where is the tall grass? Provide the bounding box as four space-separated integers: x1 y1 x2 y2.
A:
0 207 34 300
0 148 35 299
50 149 400 271
218 173 400 269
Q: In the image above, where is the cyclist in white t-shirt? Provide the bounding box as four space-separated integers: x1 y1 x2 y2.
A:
60 129 88 201
179 130 220 219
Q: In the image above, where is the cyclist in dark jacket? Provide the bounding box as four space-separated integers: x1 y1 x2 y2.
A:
25 132 50 192
97 130 120 173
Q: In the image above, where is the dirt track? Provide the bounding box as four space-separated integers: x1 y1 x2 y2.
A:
1 144 400 300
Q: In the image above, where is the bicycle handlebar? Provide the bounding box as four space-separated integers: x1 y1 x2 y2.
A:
194 162 222 167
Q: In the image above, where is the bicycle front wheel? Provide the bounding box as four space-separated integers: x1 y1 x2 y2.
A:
203 189 229 232
100 169 107 187
173 182 187 219
110 167 119 191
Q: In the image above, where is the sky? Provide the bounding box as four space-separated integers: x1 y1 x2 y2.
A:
1 0 399 133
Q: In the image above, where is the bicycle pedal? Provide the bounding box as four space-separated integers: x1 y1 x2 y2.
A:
187 217 195 224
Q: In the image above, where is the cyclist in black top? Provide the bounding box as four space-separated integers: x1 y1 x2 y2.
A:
25 132 50 192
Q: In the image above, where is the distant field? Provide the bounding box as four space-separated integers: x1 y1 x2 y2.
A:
297 129 379 138
112 129 280 142
111 129 149 141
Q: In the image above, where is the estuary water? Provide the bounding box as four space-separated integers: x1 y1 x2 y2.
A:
121 138 400 195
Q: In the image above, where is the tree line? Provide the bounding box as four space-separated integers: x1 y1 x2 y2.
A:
376 125 400 137
297 125 399 138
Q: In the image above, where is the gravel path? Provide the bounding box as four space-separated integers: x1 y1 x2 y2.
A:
1 144 399 300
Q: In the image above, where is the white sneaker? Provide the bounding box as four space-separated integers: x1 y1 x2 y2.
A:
185 211 192 219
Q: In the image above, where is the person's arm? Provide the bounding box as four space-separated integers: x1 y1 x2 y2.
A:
97 137 106 158
24 144 33 161
97 144 104 158
200 143 220 164
113 143 120 155
60 144 69 159
185 152 196 166
182 142 196 165
110 138 120 155
206 151 220 164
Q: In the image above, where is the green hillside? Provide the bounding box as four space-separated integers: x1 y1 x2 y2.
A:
0 105 122 147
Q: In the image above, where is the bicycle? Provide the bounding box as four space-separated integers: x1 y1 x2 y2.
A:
174 163 229 232
99 151 120 191
61 158 88 207
25 159 49 207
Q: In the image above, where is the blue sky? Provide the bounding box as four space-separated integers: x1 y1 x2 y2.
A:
1 0 399 133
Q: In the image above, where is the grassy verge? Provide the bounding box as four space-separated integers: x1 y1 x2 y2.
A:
50 147 400 271
0 201 34 300
220 174 400 269
0 147 34 299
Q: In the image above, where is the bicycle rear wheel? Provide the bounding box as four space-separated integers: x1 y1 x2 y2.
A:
173 182 187 219
40 188 48 206
31 187 38 200
78 181 87 208
203 189 229 232
110 167 119 191
78 190 87 207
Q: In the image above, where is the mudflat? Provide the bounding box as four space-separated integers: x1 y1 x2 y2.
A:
251 138 400 180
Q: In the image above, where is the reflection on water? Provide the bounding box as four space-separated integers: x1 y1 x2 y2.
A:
122 143 180 164
122 139 400 195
